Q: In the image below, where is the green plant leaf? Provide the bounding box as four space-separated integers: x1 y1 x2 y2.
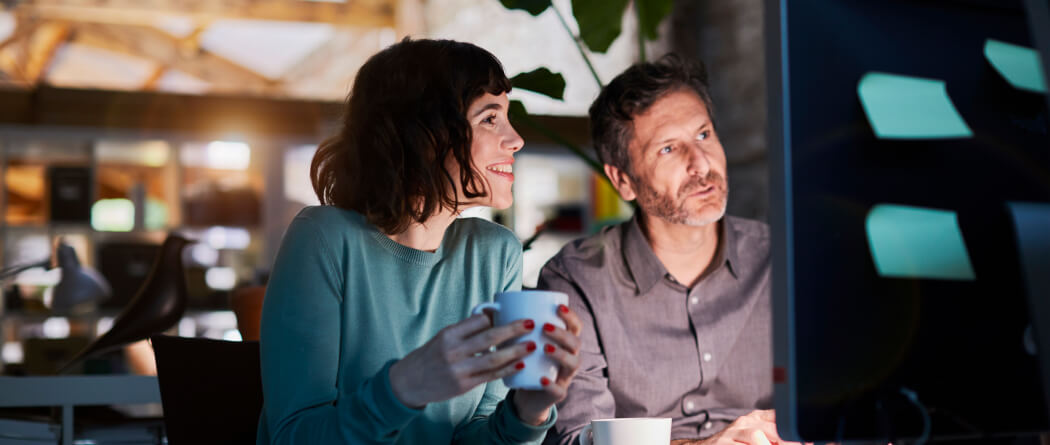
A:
637 0 674 40
511 68 566 100
499 0 552 16
509 99 530 120
571 0 630 53
509 100 605 176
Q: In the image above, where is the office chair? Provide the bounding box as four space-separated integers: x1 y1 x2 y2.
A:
151 335 262 445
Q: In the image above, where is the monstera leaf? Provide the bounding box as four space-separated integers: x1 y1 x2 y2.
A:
499 0 552 16
571 0 630 53
511 68 566 100
509 99 602 174
637 0 674 40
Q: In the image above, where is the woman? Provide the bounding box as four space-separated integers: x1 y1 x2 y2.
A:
257 39 582 444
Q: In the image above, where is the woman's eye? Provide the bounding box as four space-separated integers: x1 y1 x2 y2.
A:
697 131 710 141
659 146 672 154
482 115 497 125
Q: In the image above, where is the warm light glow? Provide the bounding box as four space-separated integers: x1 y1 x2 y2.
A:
205 267 237 290
92 199 135 232
180 141 252 170
96 140 171 167
206 141 251 170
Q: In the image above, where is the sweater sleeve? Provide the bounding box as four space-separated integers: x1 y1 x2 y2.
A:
259 214 421 444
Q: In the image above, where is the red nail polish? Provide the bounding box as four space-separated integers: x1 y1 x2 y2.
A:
540 377 550 386
543 323 555 332
544 344 556 353
526 341 537 352
515 362 525 370
558 304 569 314
523 319 535 330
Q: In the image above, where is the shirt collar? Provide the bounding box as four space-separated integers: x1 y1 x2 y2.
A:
621 212 740 296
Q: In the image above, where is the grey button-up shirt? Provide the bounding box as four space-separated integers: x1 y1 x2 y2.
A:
538 214 772 444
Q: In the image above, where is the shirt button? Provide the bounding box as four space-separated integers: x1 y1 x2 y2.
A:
690 297 699 305
704 421 713 429
702 352 712 362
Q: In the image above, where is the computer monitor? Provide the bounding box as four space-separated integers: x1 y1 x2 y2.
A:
766 0 1050 441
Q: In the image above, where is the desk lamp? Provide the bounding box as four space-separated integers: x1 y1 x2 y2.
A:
0 240 112 315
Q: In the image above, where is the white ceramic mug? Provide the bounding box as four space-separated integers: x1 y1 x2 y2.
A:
579 418 672 445
471 290 567 390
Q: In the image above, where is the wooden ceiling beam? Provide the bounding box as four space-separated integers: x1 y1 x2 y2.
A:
23 21 70 83
69 22 277 94
13 0 396 27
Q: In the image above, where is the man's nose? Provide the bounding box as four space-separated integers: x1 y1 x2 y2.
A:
686 144 711 177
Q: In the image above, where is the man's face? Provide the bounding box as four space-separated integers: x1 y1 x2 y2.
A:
607 89 729 227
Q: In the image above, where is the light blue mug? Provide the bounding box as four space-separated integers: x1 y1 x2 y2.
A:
472 290 568 390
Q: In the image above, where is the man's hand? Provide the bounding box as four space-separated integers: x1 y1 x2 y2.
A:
671 410 803 445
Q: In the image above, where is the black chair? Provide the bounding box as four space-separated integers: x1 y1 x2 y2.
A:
151 335 262 444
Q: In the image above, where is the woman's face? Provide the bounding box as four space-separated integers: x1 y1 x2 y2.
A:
453 92 524 210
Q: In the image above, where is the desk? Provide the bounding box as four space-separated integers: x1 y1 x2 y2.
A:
0 375 161 445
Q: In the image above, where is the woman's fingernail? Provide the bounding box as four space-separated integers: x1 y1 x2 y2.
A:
540 377 551 386
523 319 535 330
558 304 569 314
544 344 556 354
543 323 555 332
515 362 525 370
526 341 537 352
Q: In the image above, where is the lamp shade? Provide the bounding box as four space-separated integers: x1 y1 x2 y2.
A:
51 242 111 316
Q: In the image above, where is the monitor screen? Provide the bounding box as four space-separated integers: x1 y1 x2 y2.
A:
766 0 1050 441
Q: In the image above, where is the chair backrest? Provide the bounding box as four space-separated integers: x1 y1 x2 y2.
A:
151 335 262 445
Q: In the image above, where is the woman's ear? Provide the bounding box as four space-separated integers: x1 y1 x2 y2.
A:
603 164 637 202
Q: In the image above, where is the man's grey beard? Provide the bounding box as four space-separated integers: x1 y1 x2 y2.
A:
633 171 728 227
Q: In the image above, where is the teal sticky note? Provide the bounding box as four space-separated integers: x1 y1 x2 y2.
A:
857 72 973 139
865 204 976 281
985 39 1048 94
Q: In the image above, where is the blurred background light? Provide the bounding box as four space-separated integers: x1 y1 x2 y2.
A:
91 199 135 232
203 227 251 250
205 267 237 290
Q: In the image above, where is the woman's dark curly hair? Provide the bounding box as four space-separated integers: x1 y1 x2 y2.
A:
311 38 511 234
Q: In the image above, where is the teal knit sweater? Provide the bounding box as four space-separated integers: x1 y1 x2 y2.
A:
256 206 554 444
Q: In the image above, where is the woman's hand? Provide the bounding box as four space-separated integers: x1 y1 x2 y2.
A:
388 314 536 409
511 304 583 425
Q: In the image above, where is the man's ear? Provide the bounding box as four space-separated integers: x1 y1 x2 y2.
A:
603 164 637 202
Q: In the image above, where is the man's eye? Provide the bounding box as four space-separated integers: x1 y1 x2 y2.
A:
697 131 710 141
659 146 672 154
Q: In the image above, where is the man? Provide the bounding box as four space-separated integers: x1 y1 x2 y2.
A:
539 55 789 445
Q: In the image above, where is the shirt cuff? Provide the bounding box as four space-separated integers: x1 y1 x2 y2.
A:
499 390 558 442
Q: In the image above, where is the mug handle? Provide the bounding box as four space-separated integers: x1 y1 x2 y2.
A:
579 423 593 445
471 302 500 319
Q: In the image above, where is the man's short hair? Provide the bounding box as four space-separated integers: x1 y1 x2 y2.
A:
588 54 716 176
